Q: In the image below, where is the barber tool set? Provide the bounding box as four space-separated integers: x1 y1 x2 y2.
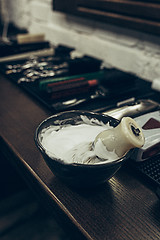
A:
0 40 160 195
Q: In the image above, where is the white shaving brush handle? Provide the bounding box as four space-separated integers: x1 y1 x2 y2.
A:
95 117 145 157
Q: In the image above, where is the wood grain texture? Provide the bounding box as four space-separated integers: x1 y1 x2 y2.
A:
0 75 160 240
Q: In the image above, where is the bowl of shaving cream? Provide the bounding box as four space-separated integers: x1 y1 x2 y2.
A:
35 110 133 188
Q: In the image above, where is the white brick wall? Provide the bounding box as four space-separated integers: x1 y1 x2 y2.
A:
4 0 160 82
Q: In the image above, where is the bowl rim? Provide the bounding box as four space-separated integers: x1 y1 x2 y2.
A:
34 110 131 167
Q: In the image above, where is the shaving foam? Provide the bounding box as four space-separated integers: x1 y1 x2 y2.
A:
39 117 119 164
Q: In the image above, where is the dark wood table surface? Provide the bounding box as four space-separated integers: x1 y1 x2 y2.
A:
1 74 160 240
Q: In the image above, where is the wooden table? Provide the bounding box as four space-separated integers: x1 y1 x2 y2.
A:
1 74 160 240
